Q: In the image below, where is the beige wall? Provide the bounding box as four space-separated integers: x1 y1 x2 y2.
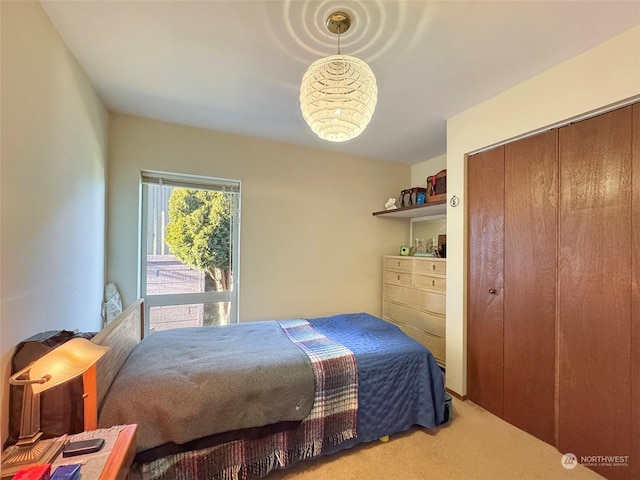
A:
0 1 109 443
445 25 640 395
108 114 409 322
411 153 447 188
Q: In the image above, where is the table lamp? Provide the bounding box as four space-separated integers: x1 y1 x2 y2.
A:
1 338 109 473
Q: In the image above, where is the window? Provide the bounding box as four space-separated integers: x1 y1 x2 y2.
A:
140 171 240 334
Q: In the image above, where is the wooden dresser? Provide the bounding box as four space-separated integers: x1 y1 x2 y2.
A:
382 255 446 367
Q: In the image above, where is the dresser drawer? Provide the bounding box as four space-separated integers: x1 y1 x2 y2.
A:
383 300 445 338
384 283 446 316
383 257 413 272
383 269 413 286
414 274 446 292
414 259 446 276
389 321 445 366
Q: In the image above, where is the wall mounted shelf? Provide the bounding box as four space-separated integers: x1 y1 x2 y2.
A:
372 200 447 218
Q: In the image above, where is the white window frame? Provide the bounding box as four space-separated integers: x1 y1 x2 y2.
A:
139 170 241 335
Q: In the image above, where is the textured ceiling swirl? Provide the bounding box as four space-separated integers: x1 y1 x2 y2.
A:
41 0 640 164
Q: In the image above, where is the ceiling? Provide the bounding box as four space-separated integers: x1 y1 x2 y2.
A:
40 1 640 164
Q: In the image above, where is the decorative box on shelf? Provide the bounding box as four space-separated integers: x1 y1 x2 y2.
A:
399 187 427 207
427 169 446 203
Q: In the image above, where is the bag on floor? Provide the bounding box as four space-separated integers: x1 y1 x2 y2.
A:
442 392 453 424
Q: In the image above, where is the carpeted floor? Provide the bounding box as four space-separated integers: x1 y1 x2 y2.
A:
130 397 603 480
263 397 603 480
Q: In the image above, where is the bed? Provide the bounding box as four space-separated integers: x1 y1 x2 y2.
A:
82 300 446 480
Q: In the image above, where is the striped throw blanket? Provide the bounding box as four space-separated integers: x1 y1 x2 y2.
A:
142 319 358 480
279 319 358 444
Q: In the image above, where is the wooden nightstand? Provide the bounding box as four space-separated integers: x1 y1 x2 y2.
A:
98 425 137 480
51 425 137 480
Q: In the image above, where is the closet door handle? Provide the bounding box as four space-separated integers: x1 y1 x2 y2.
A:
489 289 497 295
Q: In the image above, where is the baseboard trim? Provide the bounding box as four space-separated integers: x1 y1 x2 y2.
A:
446 388 467 401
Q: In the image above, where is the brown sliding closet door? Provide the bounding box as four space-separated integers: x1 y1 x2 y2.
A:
503 130 557 446
467 146 505 417
557 106 633 480
632 104 640 480
468 131 558 444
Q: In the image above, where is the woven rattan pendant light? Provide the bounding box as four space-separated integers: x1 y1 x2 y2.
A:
299 11 378 142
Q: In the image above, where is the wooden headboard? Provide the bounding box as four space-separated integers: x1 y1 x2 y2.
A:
83 299 144 429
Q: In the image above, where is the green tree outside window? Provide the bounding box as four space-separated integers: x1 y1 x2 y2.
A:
165 188 231 324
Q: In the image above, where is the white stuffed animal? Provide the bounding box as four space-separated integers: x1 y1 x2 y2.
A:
385 197 398 210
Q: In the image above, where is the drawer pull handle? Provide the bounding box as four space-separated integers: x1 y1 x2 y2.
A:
432 279 436 287
397 262 401 267
397 275 400 281
489 289 497 295
432 264 436 270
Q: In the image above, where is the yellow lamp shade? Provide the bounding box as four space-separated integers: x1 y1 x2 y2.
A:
10 338 109 395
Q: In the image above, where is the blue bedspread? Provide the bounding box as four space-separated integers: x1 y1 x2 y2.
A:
307 313 446 447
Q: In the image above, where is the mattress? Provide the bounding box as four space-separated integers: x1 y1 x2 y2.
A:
138 313 446 479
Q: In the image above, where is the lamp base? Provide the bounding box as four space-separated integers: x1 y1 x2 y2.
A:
0 437 65 478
